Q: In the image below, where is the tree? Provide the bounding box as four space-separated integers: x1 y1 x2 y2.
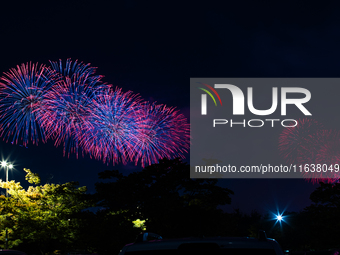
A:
303 181 340 250
0 168 91 254
95 158 234 245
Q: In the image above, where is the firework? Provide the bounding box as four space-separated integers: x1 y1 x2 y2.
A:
0 62 59 145
41 59 107 158
278 118 324 165
131 102 190 167
80 87 142 164
49 59 102 84
304 130 340 184
0 59 190 167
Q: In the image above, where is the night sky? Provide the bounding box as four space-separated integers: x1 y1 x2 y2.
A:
0 1 337 215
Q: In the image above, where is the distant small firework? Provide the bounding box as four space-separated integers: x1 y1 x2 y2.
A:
41 59 107 158
304 130 340 184
316 130 340 165
80 87 142 164
131 102 190 167
279 119 340 184
0 62 59 145
278 118 324 165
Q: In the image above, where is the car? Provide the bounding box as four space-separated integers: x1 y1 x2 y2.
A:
0 250 27 255
118 231 285 255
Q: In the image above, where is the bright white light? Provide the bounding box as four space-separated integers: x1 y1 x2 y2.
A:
1 161 7 167
8 164 13 169
270 207 289 228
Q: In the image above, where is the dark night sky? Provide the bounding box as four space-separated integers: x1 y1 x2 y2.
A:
0 0 337 215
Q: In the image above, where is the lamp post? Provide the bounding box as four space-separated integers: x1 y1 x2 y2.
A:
1 161 13 249
1 161 13 197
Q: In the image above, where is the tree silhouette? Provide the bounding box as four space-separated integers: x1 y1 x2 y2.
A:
303 181 340 250
95 158 234 240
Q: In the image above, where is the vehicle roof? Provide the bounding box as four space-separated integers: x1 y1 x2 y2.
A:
0 250 27 255
124 236 281 252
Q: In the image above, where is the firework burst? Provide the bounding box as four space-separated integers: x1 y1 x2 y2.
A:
0 59 190 167
0 62 59 145
80 87 142 164
305 130 340 184
131 102 190 167
41 59 107 158
278 118 324 165
49 59 103 84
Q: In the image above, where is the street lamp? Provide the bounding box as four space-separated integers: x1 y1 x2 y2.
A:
1 161 13 197
1 161 13 249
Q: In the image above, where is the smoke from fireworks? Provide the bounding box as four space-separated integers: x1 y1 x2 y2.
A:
0 60 190 166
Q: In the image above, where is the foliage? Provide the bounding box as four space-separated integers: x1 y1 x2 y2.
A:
2 162 340 253
0 168 91 254
95 158 234 243
132 219 146 231
303 181 340 250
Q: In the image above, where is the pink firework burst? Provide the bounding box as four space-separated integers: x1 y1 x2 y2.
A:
0 59 191 167
303 130 340 184
131 102 190 167
79 87 142 165
278 118 324 165
0 62 59 146
41 59 107 158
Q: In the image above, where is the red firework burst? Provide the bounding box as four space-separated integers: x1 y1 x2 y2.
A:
304 130 340 184
131 102 190 167
278 118 324 165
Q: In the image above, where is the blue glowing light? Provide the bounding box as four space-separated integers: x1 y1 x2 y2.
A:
271 211 287 228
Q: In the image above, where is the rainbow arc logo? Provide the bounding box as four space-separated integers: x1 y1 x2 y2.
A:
198 82 222 115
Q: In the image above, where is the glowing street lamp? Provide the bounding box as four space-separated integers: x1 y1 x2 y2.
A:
1 160 13 249
1 161 13 197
